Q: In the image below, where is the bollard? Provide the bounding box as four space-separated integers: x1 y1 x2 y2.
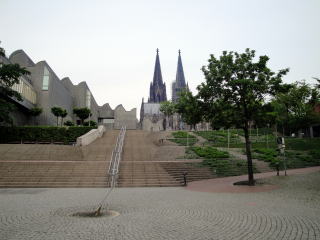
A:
276 162 279 176
182 172 188 186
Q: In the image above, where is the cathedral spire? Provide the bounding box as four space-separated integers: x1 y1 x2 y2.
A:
152 48 164 86
172 50 187 102
148 49 167 103
175 49 186 88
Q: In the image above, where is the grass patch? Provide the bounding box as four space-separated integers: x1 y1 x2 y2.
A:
195 131 241 145
169 138 197 146
168 131 197 146
252 147 320 169
172 131 195 138
189 146 257 177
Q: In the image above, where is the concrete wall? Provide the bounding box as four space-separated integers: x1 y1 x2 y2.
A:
142 117 164 131
25 61 73 125
114 105 137 130
72 82 99 123
76 125 105 146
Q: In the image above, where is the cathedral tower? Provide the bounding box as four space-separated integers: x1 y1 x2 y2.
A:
172 50 188 102
148 49 167 103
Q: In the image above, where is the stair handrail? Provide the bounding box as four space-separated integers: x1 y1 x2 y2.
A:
95 126 126 214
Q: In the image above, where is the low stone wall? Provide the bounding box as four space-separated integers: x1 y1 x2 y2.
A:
76 125 105 146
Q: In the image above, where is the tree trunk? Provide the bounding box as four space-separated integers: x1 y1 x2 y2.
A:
56 117 59 127
244 120 255 186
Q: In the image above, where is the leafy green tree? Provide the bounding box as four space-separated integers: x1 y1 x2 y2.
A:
160 101 175 130
60 109 67 126
51 106 63 126
0 44 30 124
198 49 288 185
272 81 320 135
29 107 42 125
175 91 203 130
73 107 91 125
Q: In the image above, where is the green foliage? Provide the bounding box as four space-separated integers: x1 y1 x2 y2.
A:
172 131 195 138
169 138 197 146
198 48 288 184
73 107 91 124
51 106 63 126
160 101 175 116
64 120 74 126
29 107 42 117
272 81 320 134
285 138 320 151
195 130 241 144
252 148 279 165
191 146 229 158
83 120 97 127
198 48 289 129
168 131 197 146
51 107 68 126
0 44 30 124
0 126 95 144
175 91 203 128
309 149 320 159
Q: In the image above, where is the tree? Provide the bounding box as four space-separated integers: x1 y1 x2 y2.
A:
73 107 91 125
60 109 67 126
160 101 175 130
198 49 288 185
175 91 203 130
272 81 320 135
0 44 30 124
51 106 63 126
29 107 42 125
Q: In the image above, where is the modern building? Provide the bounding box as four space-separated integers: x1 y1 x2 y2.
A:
1 49 137 129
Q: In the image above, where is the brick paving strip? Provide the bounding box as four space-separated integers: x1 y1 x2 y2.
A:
186 166 320 193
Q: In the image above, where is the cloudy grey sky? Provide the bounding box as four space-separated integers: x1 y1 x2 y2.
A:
1 0 319 117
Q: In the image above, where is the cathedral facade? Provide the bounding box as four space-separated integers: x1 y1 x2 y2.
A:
140 49 188 131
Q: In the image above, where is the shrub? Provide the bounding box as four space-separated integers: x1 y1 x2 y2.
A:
64 120 74 126
0 126 95 144
172 131 195 138
83 121 97 127
191 146 229 159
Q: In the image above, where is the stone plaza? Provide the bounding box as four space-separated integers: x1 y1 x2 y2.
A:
0 172 319 240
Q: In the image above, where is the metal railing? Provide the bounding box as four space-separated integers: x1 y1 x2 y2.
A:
107 126 126 188
95 126 126 215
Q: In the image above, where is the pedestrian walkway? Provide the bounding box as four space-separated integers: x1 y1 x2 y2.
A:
1 170 320 239
186 166 320 193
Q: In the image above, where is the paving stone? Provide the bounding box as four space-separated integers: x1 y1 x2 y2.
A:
0 172 319 239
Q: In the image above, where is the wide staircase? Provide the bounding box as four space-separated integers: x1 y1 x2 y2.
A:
0 130 119 187
117 130 216 187
0 130 216 188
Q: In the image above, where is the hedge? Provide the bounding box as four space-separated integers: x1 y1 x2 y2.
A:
0 126 96 144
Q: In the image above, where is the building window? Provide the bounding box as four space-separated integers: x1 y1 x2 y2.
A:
86 90 91 108
42 67 49 90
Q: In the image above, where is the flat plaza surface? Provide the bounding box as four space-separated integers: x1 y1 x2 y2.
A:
0 172 320 240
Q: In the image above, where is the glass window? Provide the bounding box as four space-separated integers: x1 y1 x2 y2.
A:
42 67 49 90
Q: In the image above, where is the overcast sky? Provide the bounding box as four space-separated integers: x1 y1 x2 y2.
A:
1 0 319 118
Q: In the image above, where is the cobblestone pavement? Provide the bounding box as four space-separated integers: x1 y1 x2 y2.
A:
0 172 320 240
